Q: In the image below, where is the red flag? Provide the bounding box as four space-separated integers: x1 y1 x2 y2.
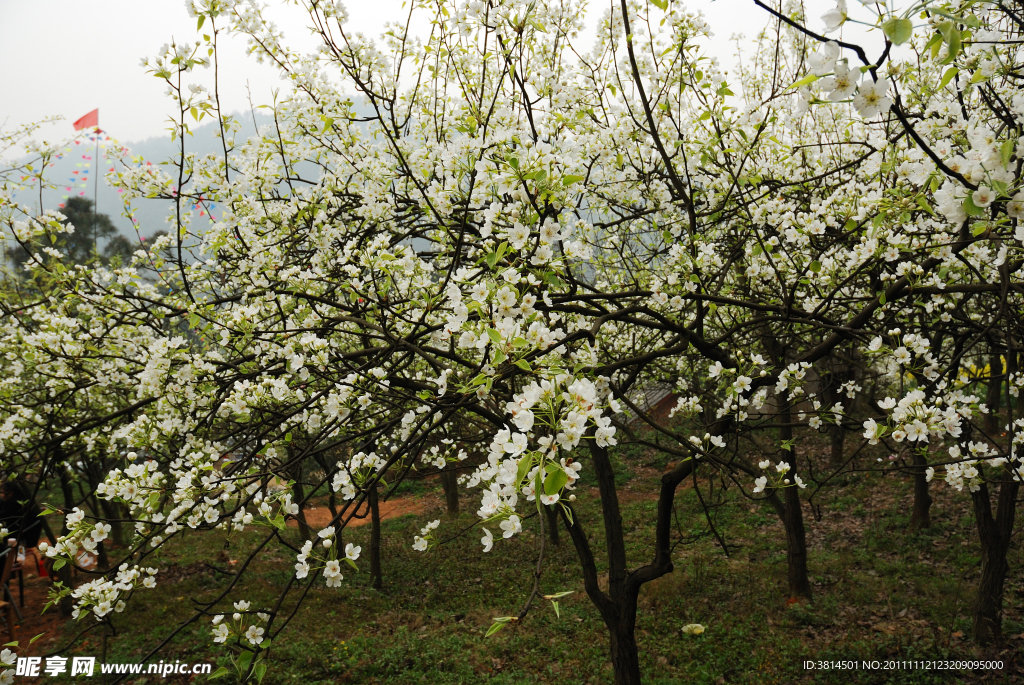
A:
73 109 99 131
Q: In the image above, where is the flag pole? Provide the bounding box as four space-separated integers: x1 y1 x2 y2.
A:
93 125 99 257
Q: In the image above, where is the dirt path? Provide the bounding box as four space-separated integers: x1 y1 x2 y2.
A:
288 496 430 530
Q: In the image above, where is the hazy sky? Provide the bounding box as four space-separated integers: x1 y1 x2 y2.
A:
1 0 855 150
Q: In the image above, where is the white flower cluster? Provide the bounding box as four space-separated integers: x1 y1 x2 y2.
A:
752 459 807 493
211 600 270 646
293 526 361 587
40 508 110 561
412 519 441 552
863 388 975 445
58 564 158 621
928 442 1004 492
451 374 614 552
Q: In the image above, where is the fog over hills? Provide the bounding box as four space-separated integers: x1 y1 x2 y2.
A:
9 111 275 250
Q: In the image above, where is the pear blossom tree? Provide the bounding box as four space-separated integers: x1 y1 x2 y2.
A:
2 0 1023 683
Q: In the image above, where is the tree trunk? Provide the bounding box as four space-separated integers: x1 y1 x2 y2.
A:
984 350 1002 436
557 439 697 685
291 479 312 542
56 469 77 617
608 617 642 685
440 469 460 516
782 481 812 601
545 504 560 546
821 371 847 469
778 398 812 602
97 498 125 547
829 422 846 470
970 475 1019 645
368 484 382 590
909 450 932 530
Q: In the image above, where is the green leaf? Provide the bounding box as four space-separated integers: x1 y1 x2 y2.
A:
208 667 233 680
561 175 584 187
254 662 268 684
515 359 532 372
544 468 568 496
789 73 818 90
939 67 959 89
938 22 961 64
878 291 886 305
650 0 668 9
52 559 66 571
916 196 935 216
237 651 254 674
716 85 734 97
197 15 206 31
1000 139 1015 168
272 515 286 530
486 329 503 345
882 17 913 45
515 454 535 488
486 618 514 637
551 600 561 618
972 223 988 236
29 633 44 644
809 260 821 273
506 155 519 170
963 194 984 217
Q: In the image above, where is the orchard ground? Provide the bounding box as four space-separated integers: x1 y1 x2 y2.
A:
20 434 1024 685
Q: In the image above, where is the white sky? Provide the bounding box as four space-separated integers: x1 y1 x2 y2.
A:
1 0 866 151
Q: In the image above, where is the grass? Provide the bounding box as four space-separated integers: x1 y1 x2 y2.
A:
36 442 1024 684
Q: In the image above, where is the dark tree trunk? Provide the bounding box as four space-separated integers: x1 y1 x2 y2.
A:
328 490 338 520
829 422 846 470
821 371 847 469
440 469 460 516
90 497 109 570
909 450 932 530
56 469 77 617
545 503 560 546
984 350 1003 435
291 479 312 542
288 449 312 541
777 398 812 602
368 484 382 590
558 439 697 685
782 482 812 601
608 617 642 685
970 475 1019 645
97 498 125 547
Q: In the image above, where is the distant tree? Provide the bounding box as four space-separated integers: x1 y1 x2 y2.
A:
102 235 136 266
5 197 119 269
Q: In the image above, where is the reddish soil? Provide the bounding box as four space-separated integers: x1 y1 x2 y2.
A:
2 552 72 656
288 496 430 530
